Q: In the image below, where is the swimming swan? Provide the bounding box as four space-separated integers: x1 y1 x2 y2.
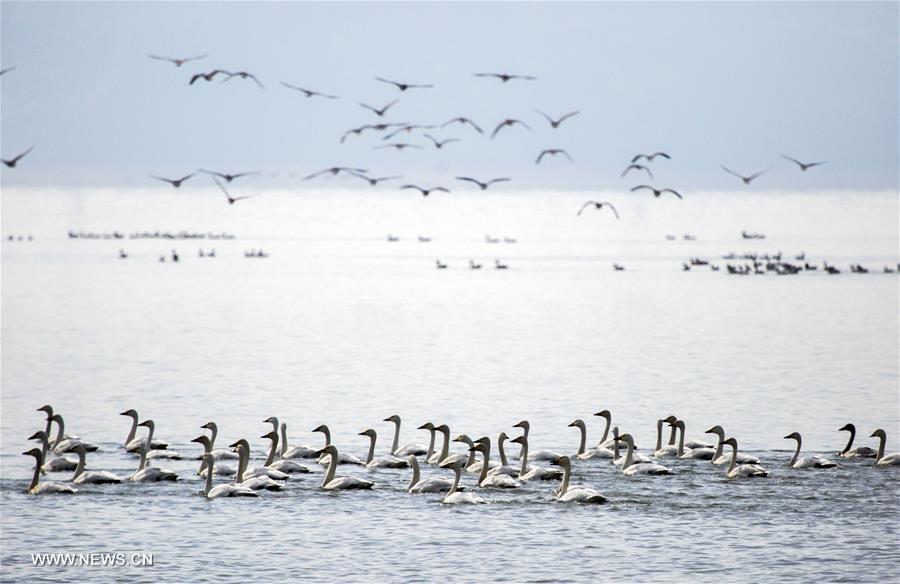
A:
313 425 364 465
674 420 715 460
120 409 168 451
130 446 178 482
318 445 375 490
706 425 761 465
22 448 76 494
593 410 615 449
483 434 520 476
200 454 257 499
869 429 900 466
191 436 237 477
510 435 563 481
652 416 679 458
384 415 427 456
229 439 290 482
469 443 520 488
261 431 314 473
513 420 564 462
556 456 606 503
610 427 652 466
418 422 437 462
837 424 876 458
280 423 318 459
137 420 182 459
50 414 98 454
28 431 77 472
783 432 837 469
359 428 410 469
407 455 454 493
438 459 486 504
431 425 472 467
722 438 768 478
71 444 122 484
616 433 671 475
568 419 614 459
198 422 239 460
37 405 79 442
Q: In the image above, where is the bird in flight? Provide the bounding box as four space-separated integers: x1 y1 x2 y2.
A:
189 69 231 85
577 200 620 218
474 73 537 82
401 185 449 197
631 152 671 163
455 177 510 190
631 185 683 199
148 172 195 187
148 54 207 67
0 66 16 76
280 81 337 99
375 77 434 91
383 124 435 141
349 173 403 186
620 164 653 179
536 110 580 129
359 99 399 117
536 149 573 164
304 167 368 180
198 169 260 183
212 177 256 205
424 134 459 149
340 123 406 143
1 146 34 168
721 166 766 185
441 117 483 134
376 143 422 151
491 119 532 139
781 154 826 172
221 71 265 89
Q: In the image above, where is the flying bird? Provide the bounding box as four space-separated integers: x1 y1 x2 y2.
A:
148 172 195 187
536 110 580 129
359 99 399 117
375 143 422 151
630 185 683 199
1 146 33 168
536 149 573 164
189 69 231 85
0 66 16 76
491 119 532 139
148 54 207 67
474 73 536 82
280 81 337 99
721 166 766 185
198 169 260 183
424 134 459 149
401 185 449 197
375 77 434 91
349 173 403 186
340 123 406 143
212 177 256 205
781 154 827 172
620 164 653 179
383 124 435 141
441 117 483 134
631 152 671 163
304 167 367 180
221 70 264 89
577 200 620 218
455 177 510 190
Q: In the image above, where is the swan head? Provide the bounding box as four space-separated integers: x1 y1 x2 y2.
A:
663 415 677 425
705 425 724 437
312 424 329 434
498 432 509 442
567 419 585 429
438 457 464 470
228 438 250 452
417 422 434 431
261 431 278 442
674 420 685 430
137 419 154 430
611 426 620 438
615 433 634 446
200 421 217 431
783 432 802 442
474 436 491 446
72 443 87 456
468 443 489 454
358 428 377 439
316 445 338 457
510 435 527 446
51 414 63 424
870 429 887 440
28 430 47 441
838 423 855 433
23 447 43 459
263 416 278 425
513 420 530 431
190 435 211 447
452 434 473 446
383 415 401 424
434 424 450 434
593 410 611 421
722 437 738 449
556 455 571 469
37 404 54 416
119 409 138 419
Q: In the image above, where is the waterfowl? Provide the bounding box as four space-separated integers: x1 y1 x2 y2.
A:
192 436 237 477
454 176 510 190
722 438 768 478
706 426 761 465
418 422 437 461
198 422 239 460
22 449 76 494
260 431 314 473
312 424 364 465
137 420 181 459
407 455 453 493
50 414 98 454
130 446 178 482
490 118 532 139
469 443 520 488
510 435 563 481
359 99 399 117
229 439 290 482
121 409 168 451
28 431 77 472
610 426 652 466
375 77 434 91
783 432 837 469
513 420 564 462
441 117 484 134
593 410 614 449
568 419 614 459
535 110 580 129
2 146 34 168
438 459 486 504
721 166 766 185
147 53 207 67
358 428 409 469
474 72 536 83
535 148 573 164
429 424 454 464
200 454 256 498
869 429 900 466
652 416 679 457
449 434 480 472
616 434 671 475
837 423 876 458
556 456 606 504
576 201 619 219
781 154 826 172
384 415 427 456
674 421 716 460
631 152 671 163
485 433 520 477
280 423 318 459
71 445 122 484
317 446 375 490
280 81 338 99
630 185 683 199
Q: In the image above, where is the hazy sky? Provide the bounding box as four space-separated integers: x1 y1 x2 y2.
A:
1 1 897 191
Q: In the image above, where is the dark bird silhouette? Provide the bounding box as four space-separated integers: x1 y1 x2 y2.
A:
221 70 265 89
781 154 827 172
401 185 449 197
441 117 483 134
620 164 653 179
349 173 403 186
721 166 766 185
577 200 620 218
375 77 434 91
474 73 536 82
376 143 422 151
383 124 435 141
148 172 195 187
491 118 532 139
536 149 573 164
1 146 33 168
424 134 459 149
304 167 367 180
359 99 399 117
631 152 671 163
0 66 16 76
630 185 683 199
455 176 510 190
341 124 406 143
280 81 337 99
189 69 231 85
148 54 207 67
212 177 257 205
536 110 580 128
198 169 260 183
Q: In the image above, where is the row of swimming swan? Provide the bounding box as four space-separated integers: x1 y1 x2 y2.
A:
23 405 900 503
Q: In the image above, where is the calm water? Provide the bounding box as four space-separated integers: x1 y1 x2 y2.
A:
1 188 898 583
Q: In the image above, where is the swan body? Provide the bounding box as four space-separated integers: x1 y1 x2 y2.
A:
260 431 314 473
50 415 98 454
280 423 317 459
513 420 563 462
198 422 238 459
147 449 182 460
652 416 679 458
784 432 837 469
470 442 521 488
200 455 256 498
240 475 283 491
671 420 716 460
359 428 411 469
313 425 365 465
432 426 475 468
870 429 900 467
618 433 671 475
569 419 614 459
23 448 77 494
707 425 761 465
71 445 122 484
28 431 78 472
722 438 768 478
440 460 487 504
130 446 178 482
318 445 374 490
511 435 563 481
407 455 454 493
837 424 876 458
384 415 427 456
231 439 291 482
556 456 606 504
121 410 168 451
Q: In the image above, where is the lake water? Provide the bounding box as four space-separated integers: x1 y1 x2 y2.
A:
1 187 898 582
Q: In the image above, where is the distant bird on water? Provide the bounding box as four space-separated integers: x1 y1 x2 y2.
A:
491 119 532 139
148 53 207 67
304 167 368 180
474 72 536 82
621 164 653 179
536 110 580 129
455 176 510 190
577 201 620 218
221 70 265 89
375 77 434 91
536 149 572 164
401 185 449 197
212 177 257 205
280 82 338 99
781 154 827 172
631 185 683 199
2 146 34 168
441 117 483 134
359 99 399 117
631 152 670 163
198 169 260 183
188 69 231 85
148 173 195 187
721 166 766 185
423 134 459 149
349 173 403 186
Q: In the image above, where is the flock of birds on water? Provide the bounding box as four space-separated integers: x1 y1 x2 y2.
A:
21 405 899 503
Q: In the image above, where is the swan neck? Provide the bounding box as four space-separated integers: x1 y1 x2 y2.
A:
73 449 86 480
408 457 420 491
365 435 376 465
138 448 147 471
208 424 218 448
876 434 886 461
280 426 288 456
264 435 277 467
438 429 449 461
623 439 634 468
425 428 435 460
322 451 338 487
236 446 248 483
577 424 586 455
53 418 64 448
390 420 400 455
321 427 332 446
29 455 41 491
124 416 137 447
840 427 854 454
478 449 489 484
519 439 529 475
667 423 677 446
789 438 801 466
145 424 155 450
447 466 461 496
727 444 737 474
498 436 509 467
204 460 213 495
560 462 571 496
713 432 724 461
38 434 49 459
677 424 685 456
599 416 610 444
654 420 663 451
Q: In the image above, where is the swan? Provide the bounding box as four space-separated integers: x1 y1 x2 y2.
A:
593 410 616 449
120 409 168 451
568 419 614 459
200 454 257 498
312 425 364 465
610 427 652 466
869 429 900 466
485 433 521 476
28 431 77 472
280 422 318 459
448 434 479 471
652 416 679 457
510 435 563 481
22 448 76 494
37 405 79 441
229 439 290 482
50 414 98 454
384 415 427 456
418 422 437 462
438 459 486 504
431 425 473 467
191 436 237 477
556 456 606 504
706 425 761 465
469 443 520 488
616 434 671 475
70 444 122 484
512 420 564 462
130 446 178 482
260 431 314 473
317 445 375 490
230 441 284 490
136 420 182 459
837 423 876 458
198 422 238 460
466 437 504 474
358 428 410 469
674 421 716 460
783 432 837 469
407 455 454 493
722 438 768 478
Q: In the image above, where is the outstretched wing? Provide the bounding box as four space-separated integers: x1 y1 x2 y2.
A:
432 187 450 193
631 153 648 163
630 185 654 193
535 150 549 164
211 176 231 200
747 170 766 181
487 178 511 186
720 166 744 180
650 152 670 160
230 171 260 179
660 189 683 199
9 146 34 164
147 54 176 64
560 149 573 161
375 76 403 89
455 176 482 187
576 201 595 216
781 154 803 167
557 110 581 124
148 174 174 185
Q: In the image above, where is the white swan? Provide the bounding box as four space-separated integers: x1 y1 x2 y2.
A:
513 420 564 462
484 434 521 476
200 454 257 499
28 431 77 472
261 431 314 473
652 416 679 458
318 445 375 490
384 415 427 456
191 436 237 477
198 422 238 460
674 420 716 460
556 456 606 504
431 425 472 467
706 425 761 465
37 405 79 441
438 459 486 504
617 433 671 475
313 425 364 465
71 444 122 484
130 446 178 482
593 410 615 449
358 428 409 469
229 439 290 482
610 427 652 466
280 422 318 459
510 435 563 481
22 448 76 494
50 414 98 454
784 432 837 469
568 419 614 459
870 429 900 466
407 455 453 493
120 409 168 451
837 423 876 458
418 422 437 462
448 434 479 472
722 438 768 478
137 420 182 459
469 443 520 488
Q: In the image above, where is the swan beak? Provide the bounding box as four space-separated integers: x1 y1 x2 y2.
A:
190 437 202 444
